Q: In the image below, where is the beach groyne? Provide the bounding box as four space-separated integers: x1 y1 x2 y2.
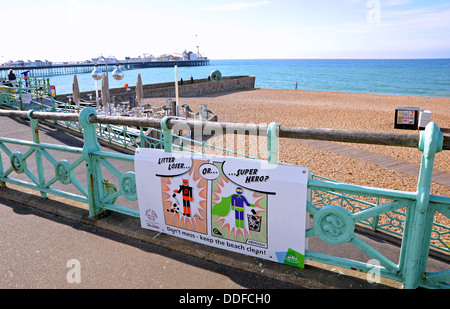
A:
56 75 256 103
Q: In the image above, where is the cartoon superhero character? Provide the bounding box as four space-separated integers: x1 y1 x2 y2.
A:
174 179 193 217
231 187 254 228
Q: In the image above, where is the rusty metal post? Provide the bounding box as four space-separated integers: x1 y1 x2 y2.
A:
79 107 104 217
27 111 47 199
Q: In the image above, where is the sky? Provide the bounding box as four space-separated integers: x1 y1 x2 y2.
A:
1 0 449 62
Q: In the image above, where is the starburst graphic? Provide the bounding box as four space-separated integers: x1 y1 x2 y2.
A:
161 159 208 234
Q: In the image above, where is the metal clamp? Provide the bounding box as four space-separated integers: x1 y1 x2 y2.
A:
267 122 279 164
161 116 173 153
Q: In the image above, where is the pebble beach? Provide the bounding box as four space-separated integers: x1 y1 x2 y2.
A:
144 88 450 198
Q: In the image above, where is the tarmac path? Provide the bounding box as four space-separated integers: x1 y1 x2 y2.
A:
0 196 299 289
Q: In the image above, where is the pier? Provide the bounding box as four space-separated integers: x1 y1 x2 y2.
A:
0 59 209 78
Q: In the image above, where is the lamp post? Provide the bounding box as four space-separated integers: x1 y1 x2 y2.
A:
91 55 124 110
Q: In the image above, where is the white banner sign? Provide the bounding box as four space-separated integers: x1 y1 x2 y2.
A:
135 149 309 268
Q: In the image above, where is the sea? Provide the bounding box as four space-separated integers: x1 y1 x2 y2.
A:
49 59 450 97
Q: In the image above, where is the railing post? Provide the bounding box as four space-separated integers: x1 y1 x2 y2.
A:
402 122 443 289
161 116 173 152
50 96 57 124
18 80 24 111
267 122 279 164
79 107 104 217
27 111 47 199
0 140 4 187
140 127 145 148
45 78 51 96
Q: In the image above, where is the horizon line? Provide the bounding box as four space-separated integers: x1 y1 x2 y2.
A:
212 57 450 61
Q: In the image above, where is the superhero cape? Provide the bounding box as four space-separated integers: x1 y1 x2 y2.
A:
211 194 255 217
211 194 234 217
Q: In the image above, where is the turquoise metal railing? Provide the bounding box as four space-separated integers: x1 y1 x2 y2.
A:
0 102 449 288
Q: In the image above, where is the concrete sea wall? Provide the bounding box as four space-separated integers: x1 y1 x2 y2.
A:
56 75 256 103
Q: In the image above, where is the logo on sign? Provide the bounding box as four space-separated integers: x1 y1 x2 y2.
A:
145 209 158 221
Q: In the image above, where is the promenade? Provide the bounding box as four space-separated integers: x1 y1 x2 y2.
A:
0 113 448 289
0 195 299 289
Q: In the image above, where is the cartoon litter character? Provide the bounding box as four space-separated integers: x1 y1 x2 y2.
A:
167 193 181 214
231 187 254 228
174 179 193 217
247 209 262 232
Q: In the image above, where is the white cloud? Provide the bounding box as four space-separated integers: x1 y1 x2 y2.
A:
347 0 411 5
381 6 450 28
384 0 412 6
66 0 83 24
194 1 270 12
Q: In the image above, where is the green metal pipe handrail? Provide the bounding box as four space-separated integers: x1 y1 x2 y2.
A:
2 109 446 150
